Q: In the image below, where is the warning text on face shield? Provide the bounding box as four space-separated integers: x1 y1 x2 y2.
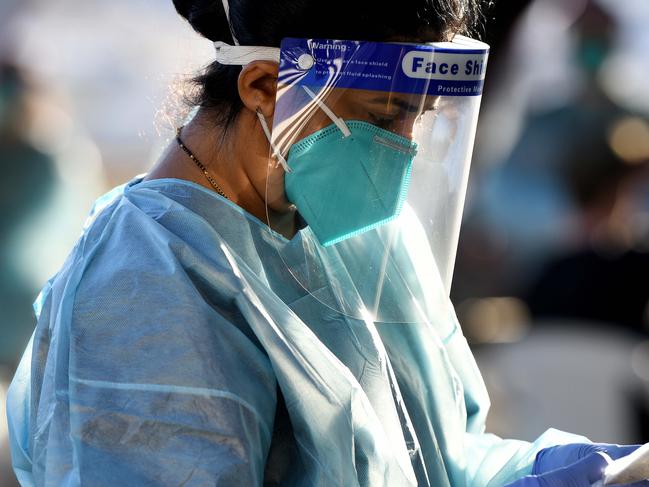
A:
279 38 489 97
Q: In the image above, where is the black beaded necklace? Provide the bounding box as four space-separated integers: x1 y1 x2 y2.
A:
175 126 229 200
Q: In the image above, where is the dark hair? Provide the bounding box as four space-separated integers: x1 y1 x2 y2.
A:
173 0 489 127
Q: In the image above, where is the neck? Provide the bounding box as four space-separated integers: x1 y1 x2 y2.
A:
146 107 297 238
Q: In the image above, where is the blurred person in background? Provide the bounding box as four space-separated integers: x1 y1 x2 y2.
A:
526 113 649 335
0 58 54 487
450 0 649 453
453 0 625 302
0 60 55 368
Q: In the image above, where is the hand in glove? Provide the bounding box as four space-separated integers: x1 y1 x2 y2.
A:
506 452 608 487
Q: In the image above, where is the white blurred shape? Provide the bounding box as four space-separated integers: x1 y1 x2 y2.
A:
26 95 75 155
600 53 649 115
54 134 104 186
9 0 214 173
476 326 644 444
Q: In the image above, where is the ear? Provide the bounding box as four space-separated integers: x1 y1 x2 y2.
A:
237 61 279 118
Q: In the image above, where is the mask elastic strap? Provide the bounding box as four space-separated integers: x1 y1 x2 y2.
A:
212 42 350 163
302 86 351 137
211 40 288 171
256 109 291 172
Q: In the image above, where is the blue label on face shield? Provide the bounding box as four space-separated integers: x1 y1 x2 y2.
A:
278 38 489 97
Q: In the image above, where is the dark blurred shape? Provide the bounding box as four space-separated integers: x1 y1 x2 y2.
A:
629 340 649 441
481 0 535 77
631 389 649 441
528 248 649 332
526 113 649 335
0 59 55 366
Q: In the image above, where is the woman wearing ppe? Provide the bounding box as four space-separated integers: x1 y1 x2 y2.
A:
6 0 648 486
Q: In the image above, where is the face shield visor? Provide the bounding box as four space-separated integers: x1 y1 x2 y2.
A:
215 36 489 324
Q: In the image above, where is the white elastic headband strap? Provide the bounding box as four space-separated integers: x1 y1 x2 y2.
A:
213 41 281 65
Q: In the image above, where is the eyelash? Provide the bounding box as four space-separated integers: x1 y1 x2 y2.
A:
369 113 397 129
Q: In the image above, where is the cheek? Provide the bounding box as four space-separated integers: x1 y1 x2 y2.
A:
395 116 419 140
288 111 332 147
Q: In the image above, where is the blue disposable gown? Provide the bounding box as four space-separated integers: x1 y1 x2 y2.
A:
7 177 584 486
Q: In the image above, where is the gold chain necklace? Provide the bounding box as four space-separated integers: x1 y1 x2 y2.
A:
175 126 229 200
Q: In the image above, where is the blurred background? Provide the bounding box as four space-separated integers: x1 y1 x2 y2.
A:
1 0 648 484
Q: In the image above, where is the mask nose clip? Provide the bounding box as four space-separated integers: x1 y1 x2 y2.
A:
373 135 417 155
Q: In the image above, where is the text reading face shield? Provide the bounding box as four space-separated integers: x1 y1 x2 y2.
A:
238 36 488 323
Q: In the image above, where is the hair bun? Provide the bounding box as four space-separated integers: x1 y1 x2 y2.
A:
172 0 233 43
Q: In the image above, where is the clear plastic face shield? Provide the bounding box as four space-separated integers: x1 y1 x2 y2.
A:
216 36 489 324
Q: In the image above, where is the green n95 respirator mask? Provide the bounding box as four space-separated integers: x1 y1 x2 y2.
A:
214 35 489 322
285 114 417 246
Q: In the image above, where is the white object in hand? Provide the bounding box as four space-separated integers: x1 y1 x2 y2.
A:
600 443 649 486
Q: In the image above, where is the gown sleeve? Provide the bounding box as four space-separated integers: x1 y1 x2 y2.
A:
442 311 590 487
7 206 278 487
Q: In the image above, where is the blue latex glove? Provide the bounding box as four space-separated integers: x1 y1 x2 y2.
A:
506 452 609 487
534 444 644 475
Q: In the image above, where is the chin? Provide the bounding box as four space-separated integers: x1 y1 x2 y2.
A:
266 195 294 214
